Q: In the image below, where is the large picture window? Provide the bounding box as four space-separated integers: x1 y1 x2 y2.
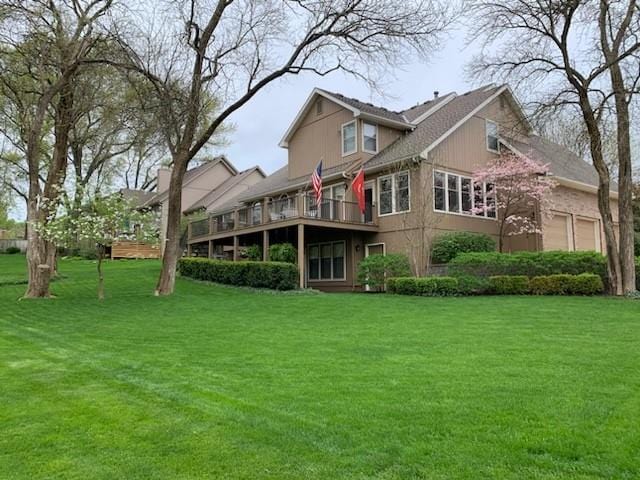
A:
342 120 357 156
308 241 346 281
378 171 410 215
433 170 495 219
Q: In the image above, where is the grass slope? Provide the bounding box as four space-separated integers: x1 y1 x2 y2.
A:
1 256 639 479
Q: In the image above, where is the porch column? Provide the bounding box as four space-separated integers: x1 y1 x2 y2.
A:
208 240 213 259
233 235 239 261
187 244 192 257
263 230 269 261
297 224 305 288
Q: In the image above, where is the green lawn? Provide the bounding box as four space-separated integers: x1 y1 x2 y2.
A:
1 255 639 479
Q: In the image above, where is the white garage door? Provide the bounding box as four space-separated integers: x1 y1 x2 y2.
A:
575 218 600 252
545 213 572 251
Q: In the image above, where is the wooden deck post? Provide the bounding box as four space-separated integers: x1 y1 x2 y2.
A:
263 230 269 261
208 240 213 259
297 223 304 289
233 236 239 261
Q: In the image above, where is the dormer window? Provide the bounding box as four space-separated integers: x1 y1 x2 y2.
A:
486 119 499 152
341 120 357 156
362 122 378 153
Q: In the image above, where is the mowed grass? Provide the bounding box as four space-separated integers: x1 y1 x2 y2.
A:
0 255 639 479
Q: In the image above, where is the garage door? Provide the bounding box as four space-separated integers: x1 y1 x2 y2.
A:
575 218 599 252
545 213 571 251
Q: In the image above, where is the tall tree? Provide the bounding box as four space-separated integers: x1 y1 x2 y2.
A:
109 0 455 295
0 1 113 298
466 0 640 294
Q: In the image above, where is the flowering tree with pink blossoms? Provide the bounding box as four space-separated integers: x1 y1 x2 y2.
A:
473 151 556 252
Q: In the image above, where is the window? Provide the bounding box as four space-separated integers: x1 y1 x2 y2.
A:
378 171 410 215
434 171 445 211
342 120 357 156
318 183 346 220
363 122 378 153
308 241 346 281
486 119 499 152
434 169 495 219
316 98 323 115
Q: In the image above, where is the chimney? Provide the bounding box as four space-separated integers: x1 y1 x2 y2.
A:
157 167 171 192
433 91 439 99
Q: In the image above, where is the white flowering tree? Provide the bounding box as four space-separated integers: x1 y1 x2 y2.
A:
37 196 158 300
473 152 556 252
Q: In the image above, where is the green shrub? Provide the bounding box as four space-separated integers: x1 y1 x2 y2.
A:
178 258 298 290
244 244 262 261
529 274 603 296
4 246 21 254
387 276 459 296
488 275 530 295
357 254 411 291
269 243 297 264
635 257 639 291
431 232 496 264
455 274 491 295
635 233 640 257
449 251 607 280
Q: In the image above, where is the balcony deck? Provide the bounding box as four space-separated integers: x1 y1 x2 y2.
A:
188 194 377 243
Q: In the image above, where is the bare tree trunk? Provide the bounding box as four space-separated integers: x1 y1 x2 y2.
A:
155 155 188 295
97 244 105 301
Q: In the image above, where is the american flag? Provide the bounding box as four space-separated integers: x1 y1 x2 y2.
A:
311 161 323 207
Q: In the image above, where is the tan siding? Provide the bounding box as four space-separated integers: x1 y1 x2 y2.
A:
287 98 401 179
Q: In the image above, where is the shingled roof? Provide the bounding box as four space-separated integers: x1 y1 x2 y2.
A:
316 89 410 125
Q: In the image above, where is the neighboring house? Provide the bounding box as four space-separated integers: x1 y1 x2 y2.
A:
142 156 266 254
186 85 618 291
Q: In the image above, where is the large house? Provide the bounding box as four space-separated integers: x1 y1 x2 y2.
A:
186 85 618 291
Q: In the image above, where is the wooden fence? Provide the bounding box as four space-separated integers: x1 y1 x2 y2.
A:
0 239 27 252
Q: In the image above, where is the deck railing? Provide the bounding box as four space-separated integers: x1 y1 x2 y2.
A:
190 193 375 239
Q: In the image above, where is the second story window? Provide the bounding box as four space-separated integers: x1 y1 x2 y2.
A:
378 171 410 215
342 120 357 156
363 122 378 153
434 169 496 218
486 119 499 152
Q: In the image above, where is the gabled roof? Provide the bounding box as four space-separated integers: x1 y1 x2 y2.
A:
278 88 414 148
184 166 266 214
119 188 156 208
401 92 456 123
144 156 238 207
505 136 617 193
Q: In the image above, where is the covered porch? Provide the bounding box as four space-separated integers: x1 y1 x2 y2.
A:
187 223 375 291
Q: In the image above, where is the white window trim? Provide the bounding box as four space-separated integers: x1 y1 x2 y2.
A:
433 169 497 221
486 119 500 153
341 120 357 157
307 241 346 282
377 171 411 217
362 121 378 154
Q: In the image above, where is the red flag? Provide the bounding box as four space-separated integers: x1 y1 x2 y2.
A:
351 168 365 214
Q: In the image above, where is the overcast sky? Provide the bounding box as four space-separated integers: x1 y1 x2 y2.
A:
218 28 477 176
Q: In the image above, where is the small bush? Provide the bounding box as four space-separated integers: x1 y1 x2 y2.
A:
387 276 459 296
529 274 603 296
269 243 297 264
3 246 21 254
635 257 639 291
455 274 491 295
449 251 607 280
635 233 640 257
178 258 298 290
244 244 262 261
357 254 411 291
488 275 530 295
431 232 496 264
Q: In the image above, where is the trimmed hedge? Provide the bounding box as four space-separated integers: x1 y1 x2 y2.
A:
449 251 607 280
488 275 530 295
636 257 640 291
431 232 496 263
529 274 603 296
387 276 459 296
178 258 298 290
357 254 412 292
